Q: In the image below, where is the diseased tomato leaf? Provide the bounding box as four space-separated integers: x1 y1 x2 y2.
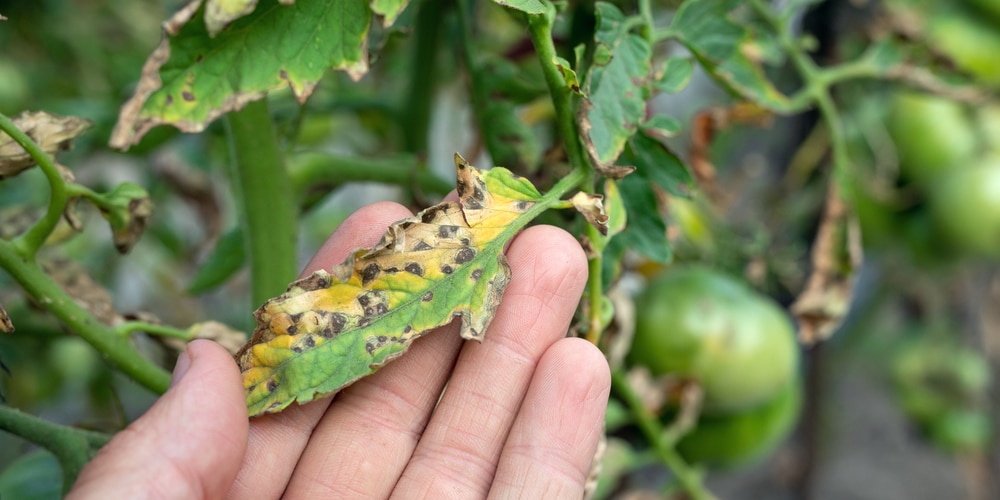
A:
236 155 544 416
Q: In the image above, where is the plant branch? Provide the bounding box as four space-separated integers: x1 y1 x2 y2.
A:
527 6 590 176
115 321 190 340
611 370 715 500
0 405 111 492
0 239 170 394
226 100 299 307
0 113 68 258
402 0 444 157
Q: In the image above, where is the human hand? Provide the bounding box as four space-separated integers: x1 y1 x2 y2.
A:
69 201 611 499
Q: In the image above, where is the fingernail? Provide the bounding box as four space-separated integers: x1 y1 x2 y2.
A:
169 346 192 388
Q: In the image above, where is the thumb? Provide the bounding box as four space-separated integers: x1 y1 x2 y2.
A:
69 340 249 499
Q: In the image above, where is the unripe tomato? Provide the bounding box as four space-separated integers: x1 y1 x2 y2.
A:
929 155 1000 259
886 92 977 184
627 266 800 414
928 12 1000 86
676 379 802 467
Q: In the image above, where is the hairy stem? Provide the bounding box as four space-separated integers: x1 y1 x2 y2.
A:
115 321 190 340
226 100 298 307
402 0 444 157
0 240 171 392
0 113 68 258
0 406 111 492
611 371 715 500
527 7 590 176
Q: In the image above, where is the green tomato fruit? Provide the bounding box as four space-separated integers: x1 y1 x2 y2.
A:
929 12 1000 86
929 155 1000 259
628 266 800 414
886 92 977 184
928 409 993 453
676 379 802 467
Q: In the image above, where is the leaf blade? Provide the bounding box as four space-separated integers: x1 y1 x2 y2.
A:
236 156 545 416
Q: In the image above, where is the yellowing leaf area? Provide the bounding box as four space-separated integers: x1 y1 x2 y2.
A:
236 155 543 416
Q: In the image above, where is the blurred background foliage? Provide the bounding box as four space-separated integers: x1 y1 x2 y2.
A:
0 0 998 498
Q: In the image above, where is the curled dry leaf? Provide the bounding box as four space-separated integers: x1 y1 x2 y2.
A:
689 103 773 210
571 191 609 236
791 184 862 344
0 111 92 180
162 320 247 355
97 183 154 254
236 154 546 416
0 304 13 334
43 259 120 326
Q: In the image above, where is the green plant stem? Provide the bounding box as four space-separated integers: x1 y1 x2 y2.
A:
0 113 68 258
0 406 111 492
226 100 298 307
585 223 604 345
528 5 613 346
749 0 851 175
289 152 453 196
638 0 655 40
402 0 444 157
527 7 590 176
611 370 714 500
115 321 190 340
0 240 171 392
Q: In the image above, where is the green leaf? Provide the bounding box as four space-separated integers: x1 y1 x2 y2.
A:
471 57 544 171
237 155 550 416
625 130 692 196
580 2 653 171
371 0 411 26
641 115 682 139
617 174 671 263
111 0 372 148
656 56 694 94
490 0 546 14
187 227 247 294
0 450 61 500
671 0 790 111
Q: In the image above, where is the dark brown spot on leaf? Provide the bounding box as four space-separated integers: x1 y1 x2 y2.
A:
403 325 412 334
378 335 387 343
464 198 483 210
376 303 388 315
473 186 485 202
366 342 375 355
304 336 316 348
421 206 443 223
405 263 424 276
330 313 347 333
292 346 302 353
471 268 483 281
358 295 371 307
516 200 530 211
165 94 174 105
280 69 288 79
455 248 476 264
414 241 433 251
361 263 380 286
384 266 399 274
358 318 371 328
196 54 204 63
182 90 195 102
286 325 298 335
364 307 375 317
422 291 433 302
461 238 470 245
438 225 458 238
441 264 453 275
457 179 469 196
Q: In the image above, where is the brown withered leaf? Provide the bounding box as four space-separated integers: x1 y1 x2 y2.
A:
791 184 862 344
0 304 13 333
571 191 609 236
161 320 247 355
0 111 92 180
